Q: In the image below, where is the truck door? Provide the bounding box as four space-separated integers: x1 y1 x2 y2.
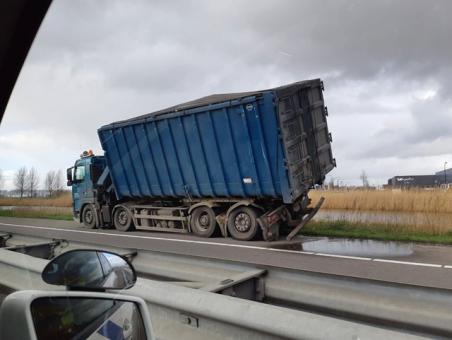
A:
72 160 87 215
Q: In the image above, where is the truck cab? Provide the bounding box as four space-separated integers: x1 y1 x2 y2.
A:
67 150 106 225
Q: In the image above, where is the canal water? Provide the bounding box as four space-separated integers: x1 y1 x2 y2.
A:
313 209 452 231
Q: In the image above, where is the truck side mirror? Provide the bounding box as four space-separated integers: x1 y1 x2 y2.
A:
66 167 73 186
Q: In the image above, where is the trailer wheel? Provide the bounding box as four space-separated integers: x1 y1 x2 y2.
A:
82 205 97 229
227 206 259 241
113 206 135 232
190 206 218 237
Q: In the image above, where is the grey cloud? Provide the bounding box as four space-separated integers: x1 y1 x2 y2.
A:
3 0 452 186
30 0 452 94
354 95 452 160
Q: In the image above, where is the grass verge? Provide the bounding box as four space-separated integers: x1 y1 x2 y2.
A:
0 209 73 221
302 220 452 245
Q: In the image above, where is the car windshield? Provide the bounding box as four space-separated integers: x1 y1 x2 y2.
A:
1 1 452 339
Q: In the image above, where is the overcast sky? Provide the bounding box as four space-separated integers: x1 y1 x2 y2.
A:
1 0 452 189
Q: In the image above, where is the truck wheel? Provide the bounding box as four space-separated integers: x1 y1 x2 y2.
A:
82 205 97 229
113 207 135 232
227 206 259 241
190 206 218 237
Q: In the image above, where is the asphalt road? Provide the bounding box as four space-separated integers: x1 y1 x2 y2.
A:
1 216 452 290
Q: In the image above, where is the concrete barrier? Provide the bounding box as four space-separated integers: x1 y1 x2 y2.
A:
0 248 439 339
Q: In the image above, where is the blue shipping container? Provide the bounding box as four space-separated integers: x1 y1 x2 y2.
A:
98 79 334 204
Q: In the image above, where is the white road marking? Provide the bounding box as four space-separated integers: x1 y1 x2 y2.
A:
372 259 442 268
267 248 315 255
0 222 280 251
266 248 317 255
0 221 449 269
314 253 372 261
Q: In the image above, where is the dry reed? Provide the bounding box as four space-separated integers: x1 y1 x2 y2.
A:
0 192 72 207
310 189 452 214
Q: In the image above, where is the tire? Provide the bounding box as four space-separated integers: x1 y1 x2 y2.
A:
113 206 135 232
190 206 218 237
82 205 97 229
227 206 259 241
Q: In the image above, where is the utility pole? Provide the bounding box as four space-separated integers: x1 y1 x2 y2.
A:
445 161 448 185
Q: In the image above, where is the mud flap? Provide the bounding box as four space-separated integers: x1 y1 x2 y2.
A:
215 213 228 237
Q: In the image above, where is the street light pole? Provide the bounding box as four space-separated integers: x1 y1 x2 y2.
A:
444 161 448 185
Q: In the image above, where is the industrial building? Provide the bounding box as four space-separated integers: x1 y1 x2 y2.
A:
435 168 452 180
387 175 441 188
388 168 452 188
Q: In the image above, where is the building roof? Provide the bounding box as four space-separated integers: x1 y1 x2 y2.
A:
435 168 452 176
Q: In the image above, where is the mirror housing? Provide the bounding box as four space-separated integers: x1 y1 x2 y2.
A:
66 167 73 186
0 291 154 340
42 249 137 290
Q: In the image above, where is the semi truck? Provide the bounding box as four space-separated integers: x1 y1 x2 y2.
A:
67 79 335 241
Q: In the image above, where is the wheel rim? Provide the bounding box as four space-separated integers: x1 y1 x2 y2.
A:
117 210 128 226
84 209 93 224
197 212 211 230
234 212 251 232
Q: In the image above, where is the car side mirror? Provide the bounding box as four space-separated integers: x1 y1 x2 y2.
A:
0 249 154 340
42 249 137 290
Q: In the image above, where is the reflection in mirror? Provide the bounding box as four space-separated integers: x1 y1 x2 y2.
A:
42 250 136 290
31 297 147 340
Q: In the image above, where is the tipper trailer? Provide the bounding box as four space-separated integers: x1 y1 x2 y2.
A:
67 79 335 241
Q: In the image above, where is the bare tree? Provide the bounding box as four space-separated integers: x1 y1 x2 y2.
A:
328 177 335 190
26 167 39 198
54 169 64 194
14 167 27 198
44 170 56 197
0 169 3 193
360 170 369 188
45 169 64 197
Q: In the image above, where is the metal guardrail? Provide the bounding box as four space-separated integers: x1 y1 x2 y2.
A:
130 249 452 338
0 244 449 339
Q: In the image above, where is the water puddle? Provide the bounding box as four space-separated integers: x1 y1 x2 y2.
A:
273 238 414 258
302 238 413 257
